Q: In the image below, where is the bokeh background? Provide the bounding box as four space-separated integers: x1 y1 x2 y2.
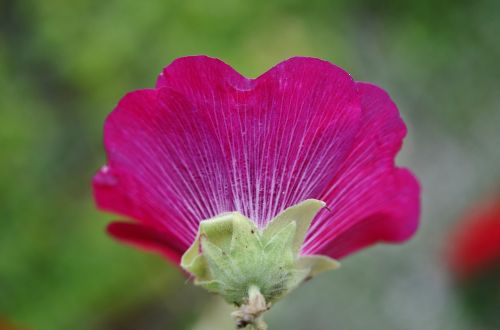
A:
1 0 500 329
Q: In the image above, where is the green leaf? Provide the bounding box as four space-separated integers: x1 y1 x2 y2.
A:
180 199 339 306
296 255 340 278
229 214 261 258
200 235 237 285
230 214 263 278
263 221 296 264
197 280 223 294
200 213 238 252
263 199 325 254
181 213 237 277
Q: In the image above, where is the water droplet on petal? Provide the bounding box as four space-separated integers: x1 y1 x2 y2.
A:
94 165 118 186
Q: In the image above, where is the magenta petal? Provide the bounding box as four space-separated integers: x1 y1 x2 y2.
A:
302 83 421 258
107 222 183 263
156 56 362 227
308 169 420 259
94 56 420 262
94 88 234 249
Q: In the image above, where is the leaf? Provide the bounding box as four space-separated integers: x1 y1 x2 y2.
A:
180 201 340 306
181 236 201 275
187 255 210 281
200 213 238 252
296 255 340 278
181 213 237 276
263 199 325 254
197 280 223 294
200 235 237 285
230 214 263 274
286 267 312 292
264 221 296 261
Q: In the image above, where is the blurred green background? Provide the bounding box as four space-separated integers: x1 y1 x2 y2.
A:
1 0 500 329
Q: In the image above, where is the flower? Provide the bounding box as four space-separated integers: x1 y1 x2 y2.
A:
93 56 420 326
446 197 500 329
447 198 500 280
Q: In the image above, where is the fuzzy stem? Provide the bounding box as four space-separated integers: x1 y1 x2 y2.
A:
231 285 270 329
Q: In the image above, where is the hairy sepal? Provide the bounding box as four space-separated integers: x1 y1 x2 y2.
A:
181 199 340 305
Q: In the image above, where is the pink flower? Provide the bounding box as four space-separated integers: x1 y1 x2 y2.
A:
93 56 420 265
447 198 500 280
445 198 500 329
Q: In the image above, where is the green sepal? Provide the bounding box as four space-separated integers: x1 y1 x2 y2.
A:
296 255 341 278
263 199 325 254
181 199 340 306
181 213 237 281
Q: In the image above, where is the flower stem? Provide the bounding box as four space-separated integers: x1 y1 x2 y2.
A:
231 285 270 329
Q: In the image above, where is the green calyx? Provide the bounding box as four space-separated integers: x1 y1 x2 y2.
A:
181 199 340 309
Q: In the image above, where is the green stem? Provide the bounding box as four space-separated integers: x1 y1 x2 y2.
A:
231 286 269 329
248 285 263 303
